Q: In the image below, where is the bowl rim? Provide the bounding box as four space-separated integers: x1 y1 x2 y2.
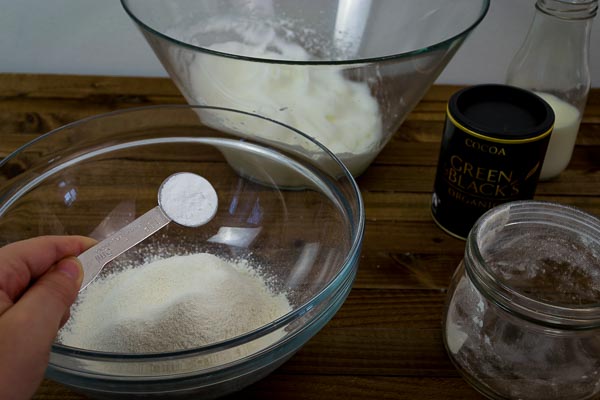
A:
120 0 490 66
1 104 365 361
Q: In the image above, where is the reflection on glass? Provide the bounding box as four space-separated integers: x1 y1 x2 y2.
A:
208 226 263 248
334 0 372 56
285 242 320 287
88 200 136 240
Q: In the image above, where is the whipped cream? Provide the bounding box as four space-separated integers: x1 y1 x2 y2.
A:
180 28 382 176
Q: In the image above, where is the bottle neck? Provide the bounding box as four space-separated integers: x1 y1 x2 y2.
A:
536 0 598 20
523 0 594 69
518 0 594 69
528 1 594 50
506 0 595 107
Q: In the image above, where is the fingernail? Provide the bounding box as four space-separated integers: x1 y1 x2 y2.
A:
57 257 83 283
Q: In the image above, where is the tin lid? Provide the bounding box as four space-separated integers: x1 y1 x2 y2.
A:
448 84 555 141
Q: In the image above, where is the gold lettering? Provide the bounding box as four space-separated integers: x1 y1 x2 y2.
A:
464 138 507 156
463 162 474 178
450 155 462 171
466 181 478 193
445 151 521 200
511 184 520 196
448 167 458 183
498 170 513 184
475 167 487 181
479 183 495 196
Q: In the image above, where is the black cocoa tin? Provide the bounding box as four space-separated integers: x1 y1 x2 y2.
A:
431 84 554 239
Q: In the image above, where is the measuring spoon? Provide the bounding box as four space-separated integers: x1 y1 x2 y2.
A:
77 172 218 291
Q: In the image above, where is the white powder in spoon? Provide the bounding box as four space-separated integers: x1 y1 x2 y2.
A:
59 253 291 353
158 172 218 227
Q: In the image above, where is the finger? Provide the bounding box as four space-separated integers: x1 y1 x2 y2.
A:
0 291 13 316
0 256 83 399
60 308 71 329
4 256 83 344
0 235 95 301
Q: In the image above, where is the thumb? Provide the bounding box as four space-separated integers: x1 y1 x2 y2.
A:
9 257 83 347
0 257 82 399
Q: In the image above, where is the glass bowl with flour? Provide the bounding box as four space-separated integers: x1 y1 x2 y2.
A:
0 105 364 399
122 0 490 177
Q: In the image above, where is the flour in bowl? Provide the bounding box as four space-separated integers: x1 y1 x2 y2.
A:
59 253 291 353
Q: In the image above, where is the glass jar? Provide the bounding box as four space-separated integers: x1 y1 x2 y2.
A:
443 200 600 399
506 0 598 180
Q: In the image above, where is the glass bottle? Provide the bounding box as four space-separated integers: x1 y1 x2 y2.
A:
506 0 597 180
443 200 600 399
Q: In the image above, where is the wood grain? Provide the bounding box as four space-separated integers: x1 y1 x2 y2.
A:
0 74 598 399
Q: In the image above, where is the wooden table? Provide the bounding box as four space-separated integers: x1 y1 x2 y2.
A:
1 74 599 399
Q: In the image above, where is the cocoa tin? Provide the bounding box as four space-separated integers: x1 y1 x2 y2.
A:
431 84 554 239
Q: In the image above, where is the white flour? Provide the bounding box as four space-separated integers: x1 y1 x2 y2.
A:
59 253 291 353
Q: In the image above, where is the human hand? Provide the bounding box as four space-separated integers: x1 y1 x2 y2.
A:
0 235 95 400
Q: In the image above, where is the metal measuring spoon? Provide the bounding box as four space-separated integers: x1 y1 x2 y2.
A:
77 172 218 291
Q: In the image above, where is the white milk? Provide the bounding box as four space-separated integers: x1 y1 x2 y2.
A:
184 38 382 177
535 92 581 180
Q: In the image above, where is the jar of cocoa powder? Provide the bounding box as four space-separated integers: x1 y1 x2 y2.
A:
443 200 600 399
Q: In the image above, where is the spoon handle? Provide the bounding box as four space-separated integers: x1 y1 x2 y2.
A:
78 206 171 291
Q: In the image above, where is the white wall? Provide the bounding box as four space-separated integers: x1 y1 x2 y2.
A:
0 0 598 86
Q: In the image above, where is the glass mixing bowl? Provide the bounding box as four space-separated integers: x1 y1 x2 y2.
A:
0 105 364 399
121 0 490 177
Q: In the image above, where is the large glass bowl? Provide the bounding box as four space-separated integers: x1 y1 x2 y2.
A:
0 105 364 399
121 0 490 177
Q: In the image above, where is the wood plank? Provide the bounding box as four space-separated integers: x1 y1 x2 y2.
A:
2 134 598 176
279 328 453 376
0 73 182 98
358 165 600 196
35 375 484 400
223 374 484 400
355 252 461 290
362 192 600 222
327 290 448 329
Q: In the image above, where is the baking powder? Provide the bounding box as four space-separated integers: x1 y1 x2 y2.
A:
158 172 218 227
